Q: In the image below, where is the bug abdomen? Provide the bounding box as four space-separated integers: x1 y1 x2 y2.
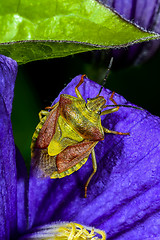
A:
50 157 88 178
31 148 57 177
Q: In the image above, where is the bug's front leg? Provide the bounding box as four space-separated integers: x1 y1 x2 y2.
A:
101 92 129 135
85 148 97 198
75 74 86 99
101 91 119 115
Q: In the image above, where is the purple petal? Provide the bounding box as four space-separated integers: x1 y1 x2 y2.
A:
29 75 160 239
0 55 18 239
105 0 157 28
16 147 28 235
0 55 18 116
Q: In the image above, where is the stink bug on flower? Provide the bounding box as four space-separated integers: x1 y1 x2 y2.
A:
31 58 142 197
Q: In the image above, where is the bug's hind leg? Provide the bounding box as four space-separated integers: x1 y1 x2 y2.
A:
75 74 86 99
103 127 130 136
85 148 97 198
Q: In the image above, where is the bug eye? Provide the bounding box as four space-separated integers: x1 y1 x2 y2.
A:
97 111 101 115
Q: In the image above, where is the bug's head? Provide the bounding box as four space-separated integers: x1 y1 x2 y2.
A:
86 58 113 114
86 96 106 114
86 57 144 114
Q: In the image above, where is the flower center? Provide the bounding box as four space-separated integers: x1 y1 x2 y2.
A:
19 222 106 240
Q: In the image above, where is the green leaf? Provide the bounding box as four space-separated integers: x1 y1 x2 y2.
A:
0 0 159 64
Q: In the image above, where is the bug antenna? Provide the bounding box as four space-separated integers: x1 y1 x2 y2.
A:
104 104 144 111
97 57 113 96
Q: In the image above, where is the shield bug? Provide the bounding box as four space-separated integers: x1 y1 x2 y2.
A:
31 58 142 197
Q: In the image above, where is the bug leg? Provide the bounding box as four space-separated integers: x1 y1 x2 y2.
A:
109 91 119 106
101 92 130 135
38 103 59 121
103 127 130 135
75 74 86 99
38 110 50 121
101 107 120 115
39 102 59 120
101 91 119 115
85 148 97 198
45 102 59 110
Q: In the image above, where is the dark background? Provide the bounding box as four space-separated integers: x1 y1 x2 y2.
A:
11 48 160 168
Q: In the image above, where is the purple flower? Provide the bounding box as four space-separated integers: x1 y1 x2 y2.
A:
1 54 160 239
0 55 19 239
97 0 160 67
